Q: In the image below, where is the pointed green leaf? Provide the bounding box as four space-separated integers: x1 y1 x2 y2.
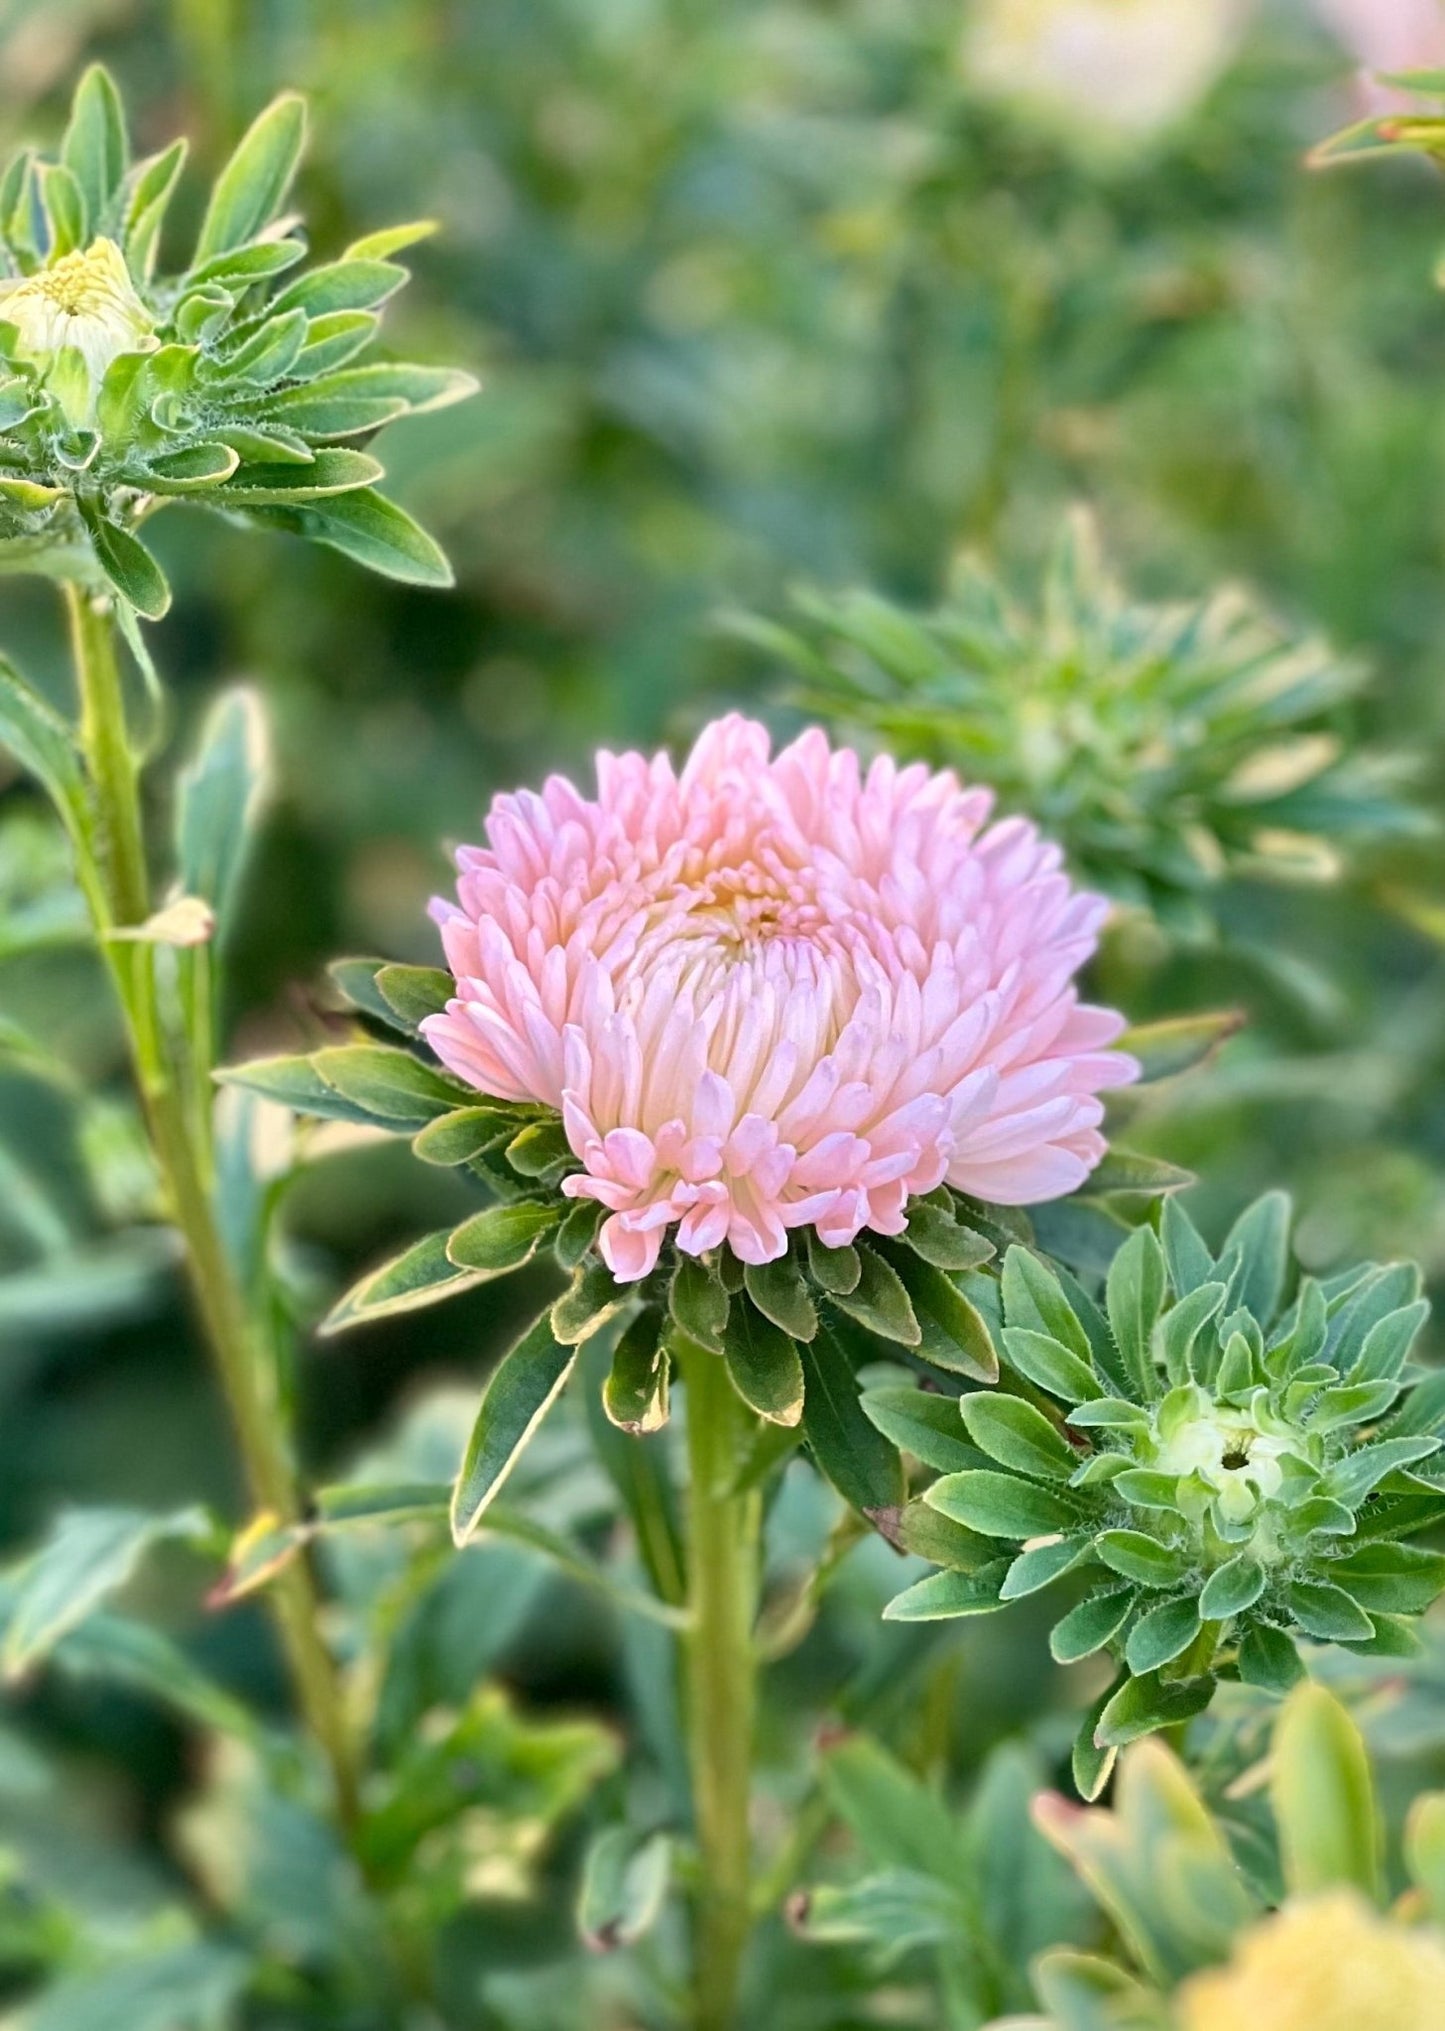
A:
195 92 307 263
1272 1684 1380 1899
744 1257 817 1341
1124 1596 1201 1675
860 1386 986 1476
961 1394 1076 1481
1050 1586 1134 1664
450 1314 577 1543
883 1563 1011 1621
925 1469 1077 1539
447 1200 558 1274
827 1243 920 1346
1094 1669 1213 1749
800 1315 906 1526
321 1228 486 1335
724 1302 805 1426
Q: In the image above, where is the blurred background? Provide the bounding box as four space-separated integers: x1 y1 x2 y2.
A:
4 0 1445 2020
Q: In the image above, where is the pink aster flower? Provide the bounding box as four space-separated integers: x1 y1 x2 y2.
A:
422 717 1137 1283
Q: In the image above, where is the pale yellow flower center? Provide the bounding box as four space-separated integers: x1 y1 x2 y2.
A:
0 237 154 412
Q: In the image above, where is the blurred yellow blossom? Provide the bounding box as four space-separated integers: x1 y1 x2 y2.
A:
1177 1893 1445 2031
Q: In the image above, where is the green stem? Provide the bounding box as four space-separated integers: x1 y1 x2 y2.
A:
680 1344 761 2031
64 583 360 1827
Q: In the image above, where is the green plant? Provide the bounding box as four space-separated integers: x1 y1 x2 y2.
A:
871 1191 1445 1795
729 514 1419 933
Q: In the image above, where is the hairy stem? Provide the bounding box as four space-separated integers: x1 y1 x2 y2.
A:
64 583 359 1825
680 1343 761 2031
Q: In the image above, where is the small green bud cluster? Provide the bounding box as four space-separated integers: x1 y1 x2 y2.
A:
0 67 475 617
731 512 1419 929
881 1191 1445 1793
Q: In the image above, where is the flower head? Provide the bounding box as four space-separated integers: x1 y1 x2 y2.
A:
0 236 152 404
423 714 1135 1282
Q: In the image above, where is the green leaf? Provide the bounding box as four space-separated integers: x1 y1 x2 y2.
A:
744 1256 817 1341
1326 1542 1445 1614
506 1116 576 1177
1161 1196 1217 1297
1350 1299 1431 1384
1000 1327 1097 1405
1406 1795 1445 1927
321 1229 486 1335
447 1200 558 1274
1082 1149 1195 1201
1272 1684 1380 1899
860 1386 986 1475
1050 1586 1134 1664
883 1244 998 1381
883 1563 1011 1621
1325 1435 1439 1506
61 65 129 227
1094 1669 1214 1749
819 1241 920 1346
820 1734 970 1880
273 257 408 317
1221 1191 1292 1323
83 509 171 619
552 1258 627 1346
1000 1533 1093 1600
1122 1010 1244 1082
724 1301 806 1426
1106 1224 1166 1396
603 1312 670 1434
122 135 187 269
254 486 455 587
577 1826 673 1952
216 1051 387 1126
0 655 89 841
219 447 382 503
3 1506 207 1676
1073 1678 1123 1801
896 1199 995 1271
21 1940 250 2031
1001 1246 1094 1362
1125 1596 1202 1675
1286 1578 1375 1642
1095 1530 1189 1588
1198 1553 1266 1620
41 162 85 256
143 441 242 490
806 1232 861 1293
194 92 307 263
1237 1622 1305 1693
311 1042 463 1124
376 961 454 1027
896 1499 997 1571
450 1313 577 1543
175 687 269 932
961 1394 1076 1481
925 1469 1077 1539
670 1254 729 1354
800 1315 906 1527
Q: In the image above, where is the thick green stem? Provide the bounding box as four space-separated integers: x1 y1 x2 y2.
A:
64 584 359 1826
681 1344 761 2031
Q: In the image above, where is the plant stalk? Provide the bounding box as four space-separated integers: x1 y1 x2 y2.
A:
680 1343 762 2031
64 583 359 1826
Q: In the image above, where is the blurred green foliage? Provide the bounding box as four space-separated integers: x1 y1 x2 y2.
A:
3 0 1445 2025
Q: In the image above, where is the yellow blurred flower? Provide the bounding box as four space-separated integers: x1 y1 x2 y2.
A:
962 0 1251 154
1177 1892 1445 2031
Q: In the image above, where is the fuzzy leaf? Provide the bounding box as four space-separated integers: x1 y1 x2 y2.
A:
604 1313 670 1434
1095 1530 1189 1588
743 1257 817 1341
322 1229 486 1335
883 1563 1011 1621
1124 1596 1201 1675
1050 1586 1134 1664
447 1200 558 1274
1094 1670 1214 1749
860 1386 986 1475
450 1314 577 1543
669 1255 728 1354
828 1243 921 1346
1000 1327 1097 1405
724 1302 806 1426
195 92 307 263
925 1469 1077 1539
800 1316 906 1526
